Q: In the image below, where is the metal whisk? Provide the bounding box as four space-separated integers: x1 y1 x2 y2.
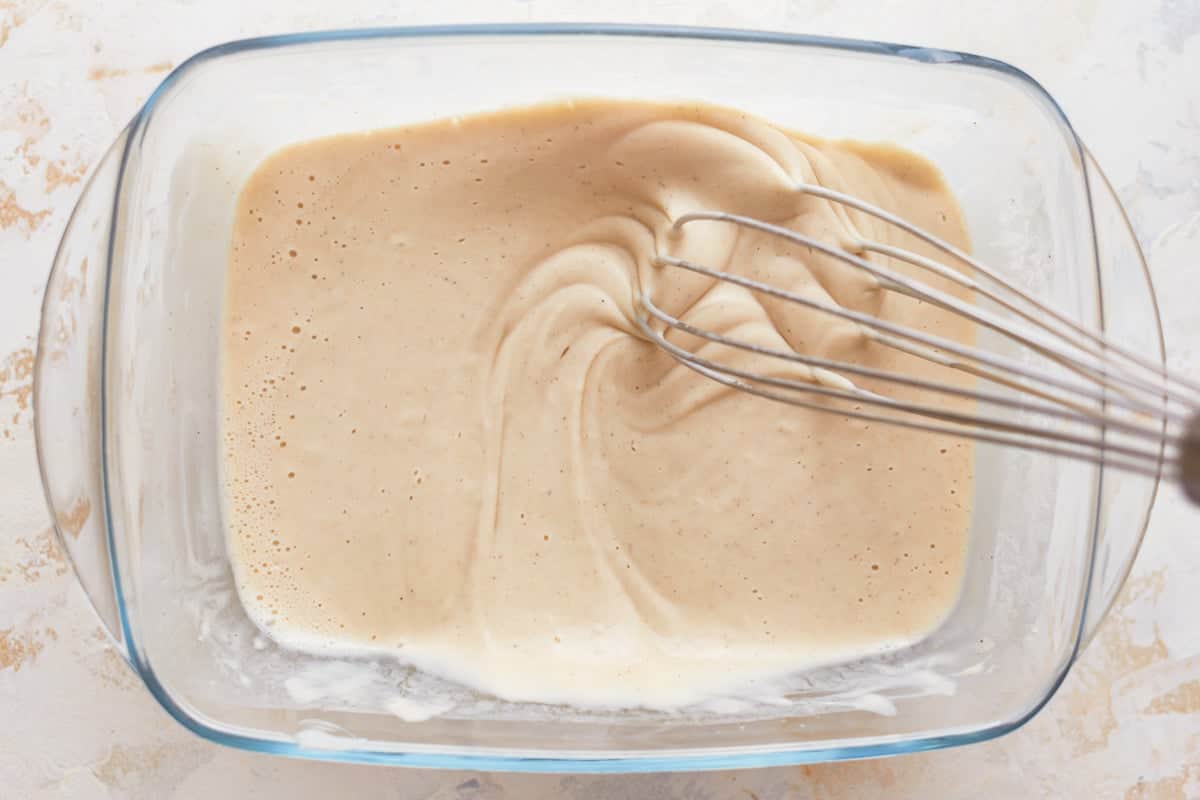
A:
637 183 1200 504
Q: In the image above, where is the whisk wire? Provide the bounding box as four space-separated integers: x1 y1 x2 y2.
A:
641 185 1197 498
656 250 1176 423
671 211 1188 417
640 294 1167 445
639 314 1167 480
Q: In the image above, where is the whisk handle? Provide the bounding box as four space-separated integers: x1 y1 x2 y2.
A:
1182 413 1200 505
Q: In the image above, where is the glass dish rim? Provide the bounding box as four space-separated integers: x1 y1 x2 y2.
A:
89 21 1157 772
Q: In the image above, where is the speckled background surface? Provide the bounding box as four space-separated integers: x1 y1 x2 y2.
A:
2 1 1198 797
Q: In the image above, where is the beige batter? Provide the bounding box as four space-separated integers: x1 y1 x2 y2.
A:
222 99 974 708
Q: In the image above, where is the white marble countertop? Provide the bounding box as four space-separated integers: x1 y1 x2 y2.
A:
2 1 1198 797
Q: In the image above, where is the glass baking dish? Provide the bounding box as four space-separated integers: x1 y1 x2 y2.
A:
34 24 1163 771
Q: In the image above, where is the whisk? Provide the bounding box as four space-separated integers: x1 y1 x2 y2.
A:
636 183 1200 505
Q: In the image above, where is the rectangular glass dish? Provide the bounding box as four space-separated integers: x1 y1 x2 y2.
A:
35 24 1163 771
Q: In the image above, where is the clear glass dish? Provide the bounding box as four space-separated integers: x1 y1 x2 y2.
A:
34 24 1163 771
